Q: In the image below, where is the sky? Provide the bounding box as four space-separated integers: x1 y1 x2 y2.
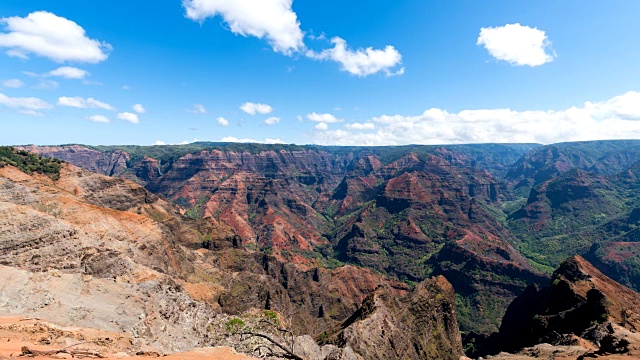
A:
1 0 640 146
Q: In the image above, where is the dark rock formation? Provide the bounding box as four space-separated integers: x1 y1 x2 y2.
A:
474 256 640 357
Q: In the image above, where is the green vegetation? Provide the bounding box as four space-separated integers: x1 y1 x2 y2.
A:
318 331 329 343
0 147 62 180
185 195 209 219
225 318 245 334
263 310 279 324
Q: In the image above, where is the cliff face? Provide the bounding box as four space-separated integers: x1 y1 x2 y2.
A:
19 145 130 177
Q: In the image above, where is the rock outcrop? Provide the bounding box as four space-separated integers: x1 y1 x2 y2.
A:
296 276 463 360
474 256 640 358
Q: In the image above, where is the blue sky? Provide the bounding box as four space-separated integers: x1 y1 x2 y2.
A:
1 0 640 146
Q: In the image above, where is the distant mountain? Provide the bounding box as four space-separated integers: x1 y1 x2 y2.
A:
502 142 640 291
506 140 640 193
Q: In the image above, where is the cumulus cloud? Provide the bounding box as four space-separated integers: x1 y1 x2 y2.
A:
47 66 89 79
311 91 640 146
315 123 329 131
184 1 404 76
187 104 207 114
0 92 52 110
117 112 139 124
183 0 304 54
0 11 111 63
85 115 110 123
132 104 146 114
344 122 375 130
221 136 285 144
477 23 554 67
264 116 280 125
57 96 115 111
2 79 24 88
307 112 343 123
217 117 230 126
241 102 273 115
307 37 404 76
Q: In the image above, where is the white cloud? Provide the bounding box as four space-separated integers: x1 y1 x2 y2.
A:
122 85 131 90
0 11 111 63
221 136 285 144
47 66 89 79
217 116 230 126
264 116 280 125
152 139 199 146
183 0 304 55
86 115 110 123
307 112 343 123
117 112 139 124
315 123 329 131
311 91 640 146
344 122 375 130
132 104 146 114
18 109 44 117
0 92 52 110
2 79 24 88
187 104 207 114
35 80 59 90
7 49 27 59
57 96 115 111
240 102 273 115
307 37 404 77
82 80 102 86
477 23 554 67
183 1 407 76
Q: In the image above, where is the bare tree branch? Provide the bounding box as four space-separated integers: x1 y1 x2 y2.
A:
240 332 304 360
257 318 296 355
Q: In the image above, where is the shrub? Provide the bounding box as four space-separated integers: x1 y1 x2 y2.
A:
225 318 245 334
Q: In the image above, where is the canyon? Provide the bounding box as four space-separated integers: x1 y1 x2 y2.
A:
4 140 640 358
